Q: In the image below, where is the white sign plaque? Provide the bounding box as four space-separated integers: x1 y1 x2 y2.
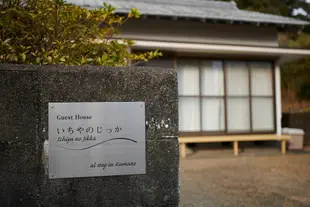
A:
48 102 146 179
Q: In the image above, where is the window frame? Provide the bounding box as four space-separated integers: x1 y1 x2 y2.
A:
178 59 276 136
131 50 277 136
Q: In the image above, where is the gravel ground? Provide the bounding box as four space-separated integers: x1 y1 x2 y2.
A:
180 151 310 207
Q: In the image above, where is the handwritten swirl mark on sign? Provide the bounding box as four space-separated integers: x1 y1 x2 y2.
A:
57 137 137 151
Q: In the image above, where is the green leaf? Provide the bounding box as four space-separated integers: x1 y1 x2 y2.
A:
47 56 52 63
21 53 26 61
3 39 11 44
128 8 140 18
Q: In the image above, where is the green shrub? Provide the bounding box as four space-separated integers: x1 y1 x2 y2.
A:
0 0 161 66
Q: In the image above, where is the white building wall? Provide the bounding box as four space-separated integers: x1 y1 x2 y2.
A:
275 61 282 135
120 19 279 47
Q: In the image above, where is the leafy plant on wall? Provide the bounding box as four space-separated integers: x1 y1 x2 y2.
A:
0 0 162 66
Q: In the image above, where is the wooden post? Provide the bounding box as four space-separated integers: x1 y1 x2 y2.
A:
233 141 239 156
281 140 286 155
180 143 186 158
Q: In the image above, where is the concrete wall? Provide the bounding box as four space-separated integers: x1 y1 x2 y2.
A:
120 19 279 47
0 64 179 207
0 65 40 207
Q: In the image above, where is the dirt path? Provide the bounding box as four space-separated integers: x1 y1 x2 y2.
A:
180 153 310 207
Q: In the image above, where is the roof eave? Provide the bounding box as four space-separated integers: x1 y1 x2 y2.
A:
131 40 310 65
115 12 309 30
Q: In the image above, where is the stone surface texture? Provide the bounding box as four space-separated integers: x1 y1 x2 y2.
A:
0 65 40 207
0 64 179 207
